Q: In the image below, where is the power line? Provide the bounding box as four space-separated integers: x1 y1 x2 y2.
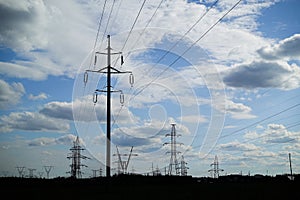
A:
89 0 108 69
121 0 146 52
130 0 241 100
131 0 219 93
111 0 219 128
220 103 300 140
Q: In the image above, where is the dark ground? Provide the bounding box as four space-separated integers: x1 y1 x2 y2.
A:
1 174 299 200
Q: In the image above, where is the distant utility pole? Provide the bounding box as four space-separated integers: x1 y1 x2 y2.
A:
43 166 53 179
85 35 134 177
208 155 223 178
289 153 293 180
164 123 183 175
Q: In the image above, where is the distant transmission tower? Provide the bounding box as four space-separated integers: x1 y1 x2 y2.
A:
180 155 188 176
208 155 223 178
16 166 26 178
37 171 44 178
164 123 183 175
28 168 36 178
113 146 138 174
43 166 53 179
67 136 90 178
84 35 134 177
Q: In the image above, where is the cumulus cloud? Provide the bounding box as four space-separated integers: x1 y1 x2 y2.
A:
0 0 48 51
0 111 69 133
0 79 25 109
40 101 74 121
214 99 256 119
218 140 261 152
28 92 48 100
257 34 300 60
40 96 136 123
28 134 83 146
223 60 300 90
263 124 300 144
0 0 275 80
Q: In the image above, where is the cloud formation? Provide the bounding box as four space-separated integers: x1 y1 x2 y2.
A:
0 111 69 133
223 61 300 90
257 34 300 60
0 79 25 109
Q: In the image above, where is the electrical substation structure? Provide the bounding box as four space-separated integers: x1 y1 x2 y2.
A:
84 35 134 177
164 123 184 176
67 136 90 178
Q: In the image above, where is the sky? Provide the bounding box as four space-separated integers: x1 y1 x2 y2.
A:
0 0 300 178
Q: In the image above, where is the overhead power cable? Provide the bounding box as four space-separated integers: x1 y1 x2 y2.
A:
130 0 242 100
133 0 219 84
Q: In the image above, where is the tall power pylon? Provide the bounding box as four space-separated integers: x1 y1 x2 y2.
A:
180 155 188 176
67 136 90 178
43 166 53 179
208 155 223 178
85 35 134 177
164 123 183 175
28 168 36 178
16 166 26 178
113 146 138 174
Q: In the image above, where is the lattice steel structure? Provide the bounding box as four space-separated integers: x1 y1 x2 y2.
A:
164 124 183 175
67 136 90 178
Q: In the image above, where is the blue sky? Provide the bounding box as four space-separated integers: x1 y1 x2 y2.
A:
0 0 300 178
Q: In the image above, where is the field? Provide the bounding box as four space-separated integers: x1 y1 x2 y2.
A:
1 174 299 200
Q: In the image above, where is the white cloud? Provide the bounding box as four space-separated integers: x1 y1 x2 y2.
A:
257 33 300 60
214 99 256 119
0 0 48 51
0 111 69 133
223 60 300 90
0 79 25 109
28 134 83 147
28 92 48 100
263 124 300 144
179 115 207 124
40 96 137 124
218 140 261 152
0 61 48 80
0 0 276 81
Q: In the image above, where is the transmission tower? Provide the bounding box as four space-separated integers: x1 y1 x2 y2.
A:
113 146 138 174
163 123 183 175
180 155 188 176
43 166 53 179
28 168 36 178
37 171 44 178
208 155 223 178
16 166 26 178
67 136 90 178
85 35 134 177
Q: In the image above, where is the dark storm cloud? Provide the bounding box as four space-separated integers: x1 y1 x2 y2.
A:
223 61 299 89
257 34 300 60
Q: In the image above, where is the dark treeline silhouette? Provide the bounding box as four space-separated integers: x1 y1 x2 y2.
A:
1 174 299 200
